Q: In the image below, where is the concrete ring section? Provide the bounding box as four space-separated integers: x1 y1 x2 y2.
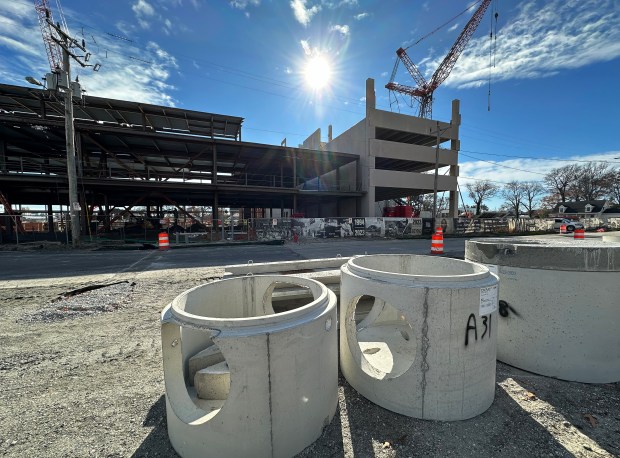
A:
340 254 499 421
465 238 620 383
161 275 338 458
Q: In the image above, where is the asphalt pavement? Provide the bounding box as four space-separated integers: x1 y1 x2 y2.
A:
0 237 468 281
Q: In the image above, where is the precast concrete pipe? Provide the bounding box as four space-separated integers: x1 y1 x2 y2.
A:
161 275 338 458
340 254 499 421
466 238 620 384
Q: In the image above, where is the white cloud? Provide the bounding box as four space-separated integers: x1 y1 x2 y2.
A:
132 0 155 29
354 12 369 20
447 23 459 32
458 151 620 186
330 24 350 36
458 150 620 209
132 0 155 17
300 39 312 55
229 0 260 9
380 71 388 77
78 40 178 106
147 41 179 69
290 0 321 27
0 3 51 83
420 0 620 89
0 3 178 106
322 0 357 6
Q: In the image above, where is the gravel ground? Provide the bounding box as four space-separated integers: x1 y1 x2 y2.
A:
0 259 618 457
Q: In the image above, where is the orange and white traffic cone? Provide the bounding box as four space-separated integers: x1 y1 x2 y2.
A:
431 230 444 255
560 224 567 234
158 232 170 250
573 228 585 240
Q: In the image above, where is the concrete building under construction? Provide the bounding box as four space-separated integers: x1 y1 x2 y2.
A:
304 79 460 218
0 79 460 241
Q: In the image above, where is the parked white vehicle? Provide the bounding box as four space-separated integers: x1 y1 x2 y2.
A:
553 218 584 232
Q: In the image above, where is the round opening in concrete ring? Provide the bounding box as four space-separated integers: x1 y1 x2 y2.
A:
350 294 416 379
265 281 316 314
186 342 231 418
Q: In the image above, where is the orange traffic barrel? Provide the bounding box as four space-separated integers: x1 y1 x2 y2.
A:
573 228 585 240
158 232 170 250
431 232 444 255
559 224 567 234
435 227 443 235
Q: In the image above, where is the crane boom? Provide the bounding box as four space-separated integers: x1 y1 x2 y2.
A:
34 0 63 70
429 0 492 90
386 0 493 118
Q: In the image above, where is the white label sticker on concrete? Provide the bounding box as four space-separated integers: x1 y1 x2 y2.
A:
485 264 499 276
479 284 498 316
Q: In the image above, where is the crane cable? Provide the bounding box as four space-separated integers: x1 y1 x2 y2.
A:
488 0 499 111
406 0 484 50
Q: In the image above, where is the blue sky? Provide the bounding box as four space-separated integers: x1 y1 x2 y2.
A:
1 0 619 209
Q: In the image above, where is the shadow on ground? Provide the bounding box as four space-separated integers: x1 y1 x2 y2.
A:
131 395 179 458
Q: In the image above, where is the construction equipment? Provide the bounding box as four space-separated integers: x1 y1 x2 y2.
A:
34 0 65 71
386 0 494 118
0 192 26 234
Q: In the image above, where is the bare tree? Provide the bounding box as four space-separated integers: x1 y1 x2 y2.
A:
568 162 615 201
544 164 578 202
609 169 620 204
466 180 499 215
521 181 546 216
414 193 449 214
502 181 525 216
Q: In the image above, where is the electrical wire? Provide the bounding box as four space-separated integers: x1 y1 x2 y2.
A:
406 0 483 50
460 148 620 165
459 152 548 176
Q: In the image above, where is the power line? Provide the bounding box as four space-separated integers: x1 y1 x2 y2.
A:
460 148 620 165
458 175 543 185
459 152 548 175
460 123 620 162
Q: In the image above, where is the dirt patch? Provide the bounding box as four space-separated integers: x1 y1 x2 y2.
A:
0 265 618 457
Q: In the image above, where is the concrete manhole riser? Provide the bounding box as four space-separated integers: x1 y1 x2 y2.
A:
465 238 620 384
161 275 338 458
340 254 499 421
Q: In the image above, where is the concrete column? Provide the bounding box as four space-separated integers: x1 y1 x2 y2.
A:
449 99 461 217
212 144 218 185
47 203 54 234
362 78 376 217
213 193 219 230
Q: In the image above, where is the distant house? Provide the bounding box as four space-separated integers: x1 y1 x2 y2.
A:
550 200 610 219
601 206 620 221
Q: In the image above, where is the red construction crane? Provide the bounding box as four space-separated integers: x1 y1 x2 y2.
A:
386 0 494 119
34 0 64 71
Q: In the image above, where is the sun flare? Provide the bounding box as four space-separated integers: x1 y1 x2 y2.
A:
303 55 332 90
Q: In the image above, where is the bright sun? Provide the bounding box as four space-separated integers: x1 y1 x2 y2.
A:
303 55 332 90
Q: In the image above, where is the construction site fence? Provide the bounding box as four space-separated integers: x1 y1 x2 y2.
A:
1 215 619 245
